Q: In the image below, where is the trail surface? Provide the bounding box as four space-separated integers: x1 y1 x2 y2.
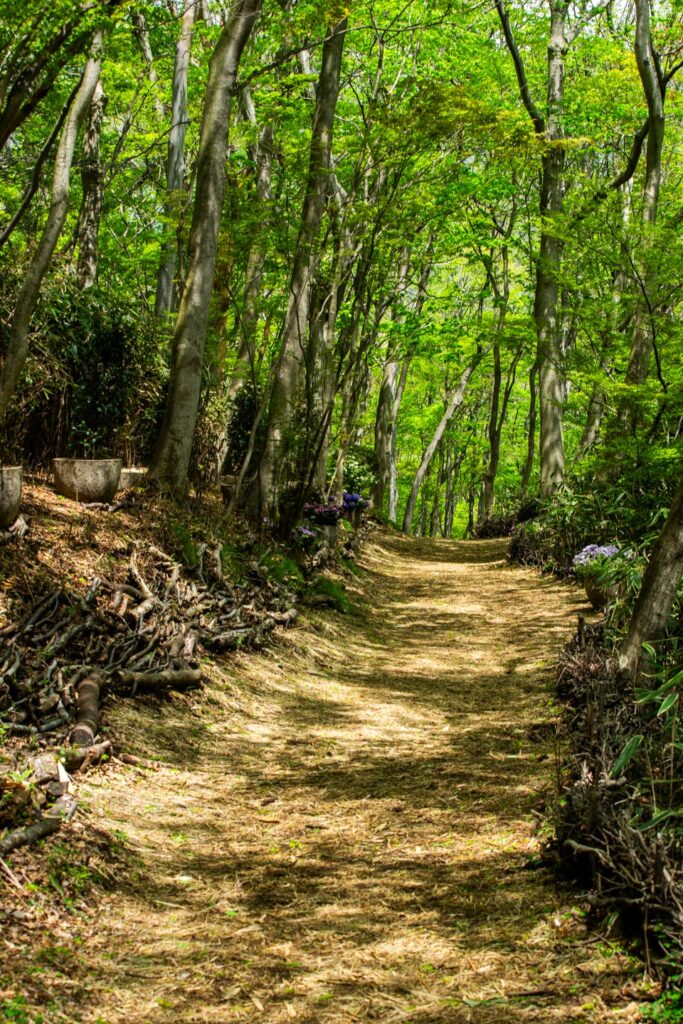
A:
76 536 642 1023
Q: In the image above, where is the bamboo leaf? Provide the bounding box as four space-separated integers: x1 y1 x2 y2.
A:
610 735 644 777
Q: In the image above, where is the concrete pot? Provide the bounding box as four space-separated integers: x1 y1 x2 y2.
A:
321 524 338 547
119 467 147 490
53 458 122 503
584 575 622 611
0 466 22 528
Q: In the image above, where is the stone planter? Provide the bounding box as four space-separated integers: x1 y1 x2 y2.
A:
0 466 22 528
53 458 122 503
584 575 621 611
321 524 338 547
119 467 147 490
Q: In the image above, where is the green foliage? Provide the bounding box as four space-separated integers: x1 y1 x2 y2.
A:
311 577 353 614
641 992 683 1022
342 445 376 497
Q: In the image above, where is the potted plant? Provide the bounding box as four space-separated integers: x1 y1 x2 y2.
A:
0 465 22 528
572 544 622 609
302 500 344 547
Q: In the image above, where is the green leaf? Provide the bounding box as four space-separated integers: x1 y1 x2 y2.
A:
610 735 644 777
658 693 678 717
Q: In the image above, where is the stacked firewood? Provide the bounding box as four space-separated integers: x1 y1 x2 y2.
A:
0 542 297 745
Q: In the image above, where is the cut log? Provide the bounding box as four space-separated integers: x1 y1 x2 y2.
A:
70 670 105 747
0 797 77 857
116 668 202 692
63 739 111 773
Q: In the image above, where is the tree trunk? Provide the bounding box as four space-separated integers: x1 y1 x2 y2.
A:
495 0 567 498
132 11 166 121
232 124 274 389
149 0 262 491
620 0 665 415
76 79 107 289
215 121 274 479
0 34 103 422
536 3 567 498
619 474 683 681
520 360 538 494
374 243 433 516
258 17 347 518
155 0 198 320
402 357 479 533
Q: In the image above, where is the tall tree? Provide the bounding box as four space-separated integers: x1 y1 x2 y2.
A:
155 0 200 320
258 16 348 517
149 0 262 491
495 0 568 497
0 33 104 421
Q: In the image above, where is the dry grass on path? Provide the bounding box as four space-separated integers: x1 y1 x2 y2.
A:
6 534 651 1023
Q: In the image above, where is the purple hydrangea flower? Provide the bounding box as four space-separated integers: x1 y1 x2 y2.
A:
572 544 619 567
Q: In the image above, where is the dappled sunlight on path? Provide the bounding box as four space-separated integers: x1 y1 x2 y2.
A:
78 535 643 1024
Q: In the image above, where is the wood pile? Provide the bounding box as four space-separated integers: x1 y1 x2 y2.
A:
0 540 297 849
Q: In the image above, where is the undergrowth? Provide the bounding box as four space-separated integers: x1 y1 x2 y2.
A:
554 622 683 983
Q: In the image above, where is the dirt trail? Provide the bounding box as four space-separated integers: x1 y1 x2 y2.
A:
75 536 642 1023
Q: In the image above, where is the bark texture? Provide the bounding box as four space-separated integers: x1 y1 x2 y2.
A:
258 17 347 517
619 474 683 681
76 79 107 289
149 0 262 491
621 0 665 405
155 0 198 320
496 0 567 498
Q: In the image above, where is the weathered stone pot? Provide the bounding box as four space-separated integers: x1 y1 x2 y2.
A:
119 466 147 490
321 524 338 547
0 466 22 528
584 575 621 611
53 458 121 503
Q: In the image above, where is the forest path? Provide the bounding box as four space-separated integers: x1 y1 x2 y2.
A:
78 535 642 1024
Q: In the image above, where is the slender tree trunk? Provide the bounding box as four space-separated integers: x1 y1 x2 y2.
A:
535 4 567 498
0 34 103 422
149 0 262 491
76 79 107 288
373 249 410 512
388 356 411 521
258 17 347 517
479 340 503 524
232 124 274 389
495 0 567 498
619 473 683 681
132 11 165 121
155 0 198 320
374 244 433 516
443 450 464 538
215 122 274 478
402 357 480 533
430 443 444 537
520 360 538 494
620 0 665 414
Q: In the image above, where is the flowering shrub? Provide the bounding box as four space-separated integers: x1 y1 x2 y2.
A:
572 544 619 572
302 502 344 526
342 492 368 514
303 493 368 525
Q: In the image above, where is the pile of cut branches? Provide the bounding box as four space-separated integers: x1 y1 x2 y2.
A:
0 538 297 850
554 621 683 979
1 541 297 741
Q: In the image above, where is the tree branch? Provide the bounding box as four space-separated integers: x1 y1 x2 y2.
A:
494 0 545 135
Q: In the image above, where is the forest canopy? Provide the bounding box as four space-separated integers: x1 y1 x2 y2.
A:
0 0 681 539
